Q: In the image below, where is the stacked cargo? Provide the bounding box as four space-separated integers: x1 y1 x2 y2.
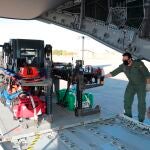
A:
0 67 46 120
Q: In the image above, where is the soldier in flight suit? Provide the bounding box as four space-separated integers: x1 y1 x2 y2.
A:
105 52 150 122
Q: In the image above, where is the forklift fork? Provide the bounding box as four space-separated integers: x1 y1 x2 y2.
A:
75 105 100 116
74 71 100 117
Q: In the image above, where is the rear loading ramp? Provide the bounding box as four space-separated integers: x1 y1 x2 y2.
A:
37 122 150 150
10 116 150 150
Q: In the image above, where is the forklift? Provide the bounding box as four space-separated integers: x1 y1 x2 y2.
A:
1 38 103 121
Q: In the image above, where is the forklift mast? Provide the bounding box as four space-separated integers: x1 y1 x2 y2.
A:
3 39 45 72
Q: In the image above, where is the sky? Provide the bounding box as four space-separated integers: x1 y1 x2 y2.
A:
0 18 116 54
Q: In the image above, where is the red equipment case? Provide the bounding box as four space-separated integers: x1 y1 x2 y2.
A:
13 96 46 119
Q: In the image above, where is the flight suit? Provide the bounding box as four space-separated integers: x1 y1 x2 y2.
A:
110 60 150 121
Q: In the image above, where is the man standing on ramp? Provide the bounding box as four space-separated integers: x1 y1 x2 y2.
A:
105 52 150 122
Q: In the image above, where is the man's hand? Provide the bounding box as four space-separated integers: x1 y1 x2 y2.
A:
104 73 112 78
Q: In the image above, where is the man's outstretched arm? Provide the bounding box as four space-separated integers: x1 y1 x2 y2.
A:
104 65 123 78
